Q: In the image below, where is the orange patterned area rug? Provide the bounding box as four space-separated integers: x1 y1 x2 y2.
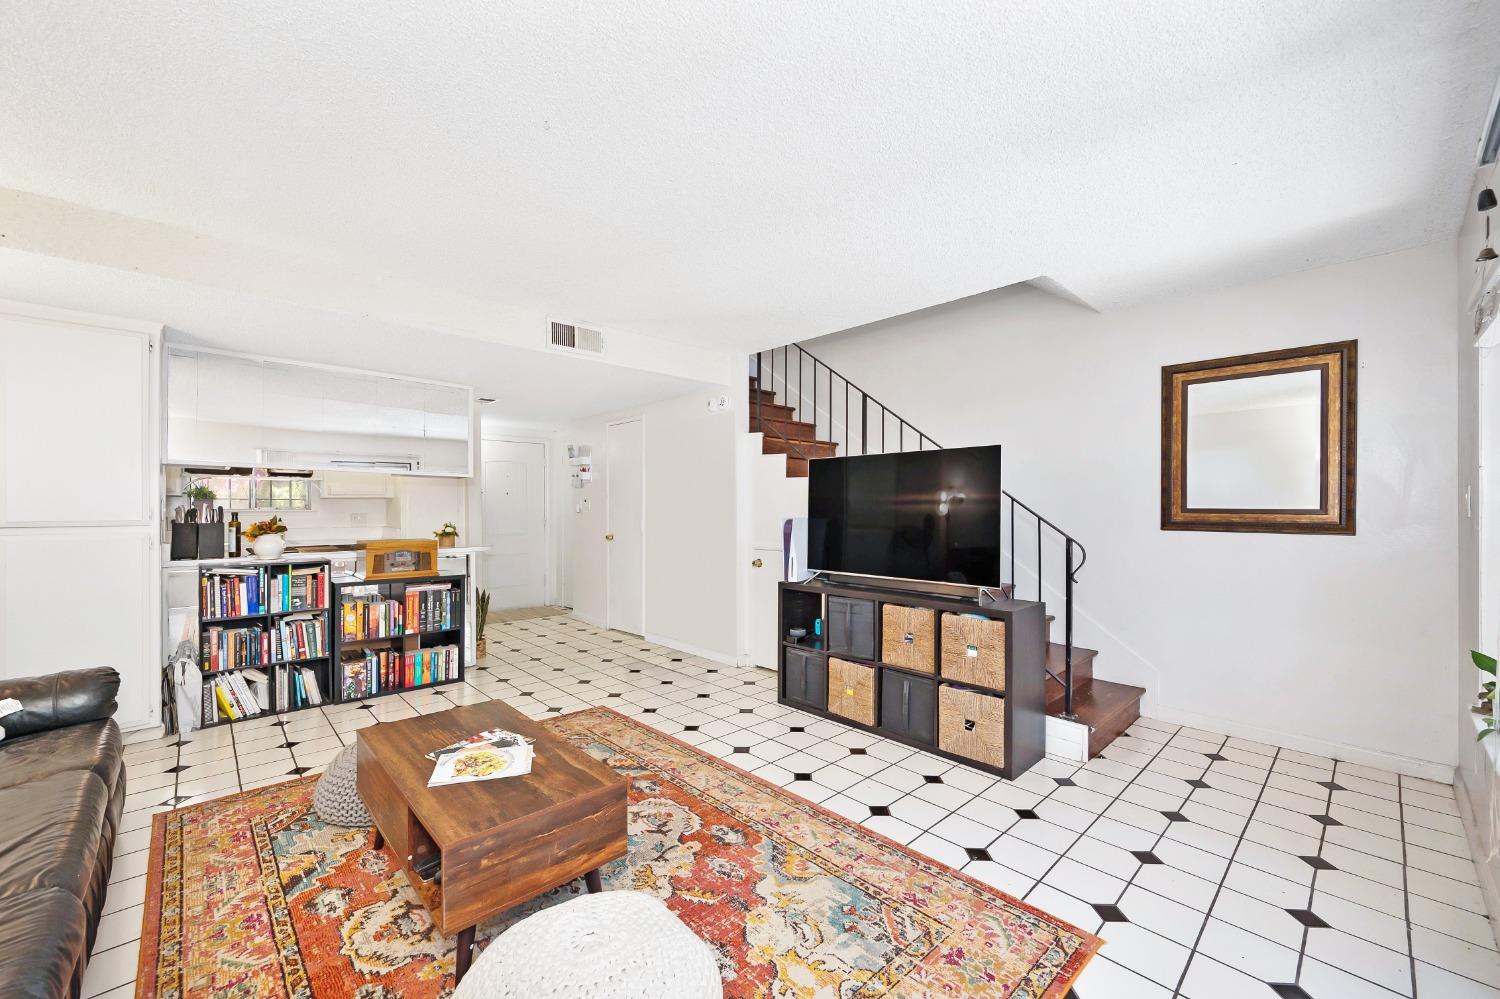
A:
137 707 1099 998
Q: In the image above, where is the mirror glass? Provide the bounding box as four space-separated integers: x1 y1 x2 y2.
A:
1184 369 1322 509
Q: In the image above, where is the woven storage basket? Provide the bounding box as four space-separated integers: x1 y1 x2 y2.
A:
827 657 876 727
940 613 1006 690
881 604 936 673
938 684 1005 769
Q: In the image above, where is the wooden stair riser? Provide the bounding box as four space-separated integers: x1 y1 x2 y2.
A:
1047 643 1096 689
757 416 819 442
761 437 838 460
748 402 798 424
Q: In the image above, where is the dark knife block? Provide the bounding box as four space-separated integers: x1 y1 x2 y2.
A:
197 523 225 559
169 523 199 561
170 523 226 560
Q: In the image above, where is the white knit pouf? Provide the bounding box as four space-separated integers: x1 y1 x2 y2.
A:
312 744 372 827
453 890 722 999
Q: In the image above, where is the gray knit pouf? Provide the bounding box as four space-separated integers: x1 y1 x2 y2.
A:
453 891 722 999
313 744 372 827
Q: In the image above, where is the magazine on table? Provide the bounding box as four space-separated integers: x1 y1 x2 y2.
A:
426 728 536 787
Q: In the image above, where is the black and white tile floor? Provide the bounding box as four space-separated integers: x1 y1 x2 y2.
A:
98 613 1500 998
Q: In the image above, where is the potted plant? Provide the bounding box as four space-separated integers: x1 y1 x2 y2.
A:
1476 650 1497 741
434 522 460 549
475 589 491 658
185 482 216 521
244 515 289 559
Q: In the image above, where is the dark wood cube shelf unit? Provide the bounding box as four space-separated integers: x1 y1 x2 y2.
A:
196 560 334 727
777 578 1047 780
193 565 468 728
331 574 467 705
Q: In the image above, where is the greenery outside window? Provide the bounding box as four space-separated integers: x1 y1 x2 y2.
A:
184 471 311 512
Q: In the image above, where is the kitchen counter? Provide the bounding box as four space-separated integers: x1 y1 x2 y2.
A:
163 545 489 568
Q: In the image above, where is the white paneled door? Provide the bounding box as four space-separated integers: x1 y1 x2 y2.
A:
481 439 547 610
0 296 161 734
0 314 150 526
0 530 157 730
606 420 644 636
748 545 782 670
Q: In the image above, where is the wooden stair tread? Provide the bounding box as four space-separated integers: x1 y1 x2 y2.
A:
1046 677 1144 759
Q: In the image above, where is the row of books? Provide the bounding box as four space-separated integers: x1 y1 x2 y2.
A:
202 568 266 619
341 598 405 640
276 664 326 711
201 566 328 618
202 625 268 673
339 583 460 640
272 614 327 662
271 566 328 613
340 644 461 700
201 664 327 723
407 584 459 633
205 669 266 721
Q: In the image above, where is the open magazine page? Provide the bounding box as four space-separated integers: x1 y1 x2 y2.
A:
427 729 536 787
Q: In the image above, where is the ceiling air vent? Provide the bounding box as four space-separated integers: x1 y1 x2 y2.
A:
550 321 605 354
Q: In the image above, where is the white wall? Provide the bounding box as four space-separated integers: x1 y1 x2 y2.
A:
807 244 1460 775
558 387 743 662
1455 160 1500 926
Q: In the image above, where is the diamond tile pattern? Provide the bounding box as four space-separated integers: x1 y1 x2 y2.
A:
101 611 1500 999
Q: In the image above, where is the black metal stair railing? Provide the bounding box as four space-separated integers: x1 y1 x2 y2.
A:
750 344 1088 718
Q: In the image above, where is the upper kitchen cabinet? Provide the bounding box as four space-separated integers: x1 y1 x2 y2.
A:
0 302 158 526
166 348 474 476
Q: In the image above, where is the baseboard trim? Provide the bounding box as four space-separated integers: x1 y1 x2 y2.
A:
642 632 740 668
1149 703 1454 783
1454 774 1500 952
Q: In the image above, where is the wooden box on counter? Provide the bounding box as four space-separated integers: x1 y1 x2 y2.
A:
362 539 441 580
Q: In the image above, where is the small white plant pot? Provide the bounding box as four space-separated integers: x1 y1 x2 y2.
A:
252 534 286 559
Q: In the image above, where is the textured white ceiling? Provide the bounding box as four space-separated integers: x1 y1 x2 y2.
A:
3 1 1498 351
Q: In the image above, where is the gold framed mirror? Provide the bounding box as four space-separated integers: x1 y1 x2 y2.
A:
1161 341 1356 534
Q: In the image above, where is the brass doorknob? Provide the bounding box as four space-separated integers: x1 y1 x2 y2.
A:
751 558 764 568
605 533 615 541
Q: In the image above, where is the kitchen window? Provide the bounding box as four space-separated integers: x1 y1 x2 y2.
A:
185 472 311 512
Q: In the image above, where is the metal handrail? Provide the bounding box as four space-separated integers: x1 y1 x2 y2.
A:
749 343 1089 718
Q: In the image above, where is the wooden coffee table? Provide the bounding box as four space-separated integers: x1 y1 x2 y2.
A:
356 700 628 982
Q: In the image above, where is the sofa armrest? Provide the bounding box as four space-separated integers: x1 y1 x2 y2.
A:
0 668 120 738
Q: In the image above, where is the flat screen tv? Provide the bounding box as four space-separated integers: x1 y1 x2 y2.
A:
806 444 1002 587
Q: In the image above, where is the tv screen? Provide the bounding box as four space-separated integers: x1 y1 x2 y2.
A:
806 445 1002 586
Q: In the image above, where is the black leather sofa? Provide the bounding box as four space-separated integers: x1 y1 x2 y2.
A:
0 668 126 999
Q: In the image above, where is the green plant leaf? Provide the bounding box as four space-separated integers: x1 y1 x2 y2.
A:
1475 650 1498 675
1481 726 1497 742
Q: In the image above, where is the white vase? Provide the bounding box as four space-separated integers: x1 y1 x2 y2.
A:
252 534 286 559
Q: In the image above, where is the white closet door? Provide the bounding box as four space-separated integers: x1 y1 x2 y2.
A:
0 529 158 730
0 315 151 526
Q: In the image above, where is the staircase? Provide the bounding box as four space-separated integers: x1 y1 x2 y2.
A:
749 344 1145 759
748 376 838 476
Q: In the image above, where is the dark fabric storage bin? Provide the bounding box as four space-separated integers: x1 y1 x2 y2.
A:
879 671 936 744
826 597 876 661
782 647 828 710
